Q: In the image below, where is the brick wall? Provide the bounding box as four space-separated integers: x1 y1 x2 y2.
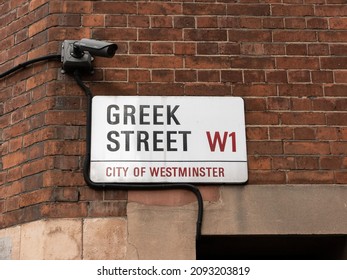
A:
1 0 347 229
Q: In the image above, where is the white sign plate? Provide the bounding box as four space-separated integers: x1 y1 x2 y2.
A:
90 96 248 184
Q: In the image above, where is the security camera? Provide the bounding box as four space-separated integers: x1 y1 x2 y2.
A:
73 39 118 58
61 39 118 73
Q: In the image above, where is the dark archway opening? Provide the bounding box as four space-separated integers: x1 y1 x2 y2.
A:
197 235 347 260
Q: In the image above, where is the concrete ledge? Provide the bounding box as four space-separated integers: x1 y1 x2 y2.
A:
204 185 347 235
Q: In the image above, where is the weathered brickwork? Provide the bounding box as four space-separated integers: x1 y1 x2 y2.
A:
1 0 347 230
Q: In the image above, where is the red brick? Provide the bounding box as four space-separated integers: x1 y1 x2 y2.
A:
88 201 127 217
129 70 151 82
244 70 265 83
28 142 44 160
312 71 333 83
316 127 338 141
151 16 173 28
83 15 104 27
285 18 306 29
290 98 312 111
7 166 22 183
246 112 279 125
336 172 347 184
43 171 85 187
93 28 137 41
279 84 323 97
286 44 307 55
94 2 136 14
244 98 267 112
330 142 347 155
53 156 79 170
248 156 272 170
339 128 347 141
139 83 184 96
40 202 88 218
53 188 79 202
231 57 275 69
9 137 22 153
227 4 270 16
23 127 56 147
5 195 20 212
229 30 271 43
221 70 243 83
104 190 128 201
319 31 347 42
307 18 328 29
44 141 85 156
45 111 86 126
105 69 128 82
219 43 240 55
233 84 277 96
275 31 316 42
97 56 137 69
296 156 319 170
152 42 174 54
129 15 150 28
266 71 287 83
175 42 195 55
284 142 330 155
185 84 231 96
330 44 347 55
105 15 127 27
248 170 286 184
22 157 54 177
152 70 174 82
2 150 27 169
174 16 195 28
294 128 316 140
197 43 218 55
327 113 347 125
272 4 314 16
282 112 326 125
264 44 286 55
197 70 220 82
277 57 319 69
139 56 183 69
183 3 226 15
320 156 344 170
272 156 295 170
185 56 231 69
246 127 268 140
288 71 310 83
269 127 293 140
29 0 46 11
324 85 347 96
336 99 347 111
267 97 290 110
247 141 283 155
287 171 334 184
175 70 197 82
315 5 347 16
240 17 262 29
241 44 264 55
19 188 53 208
138 2 181 15
308 44 329 56
139 29 182 41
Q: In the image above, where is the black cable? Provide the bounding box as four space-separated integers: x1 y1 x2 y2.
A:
73 70 204 240
0 54 61 79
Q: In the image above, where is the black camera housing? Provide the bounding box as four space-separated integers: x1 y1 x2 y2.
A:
61 39 118 73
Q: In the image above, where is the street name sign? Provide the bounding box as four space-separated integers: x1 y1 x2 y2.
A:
90 96 248 184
